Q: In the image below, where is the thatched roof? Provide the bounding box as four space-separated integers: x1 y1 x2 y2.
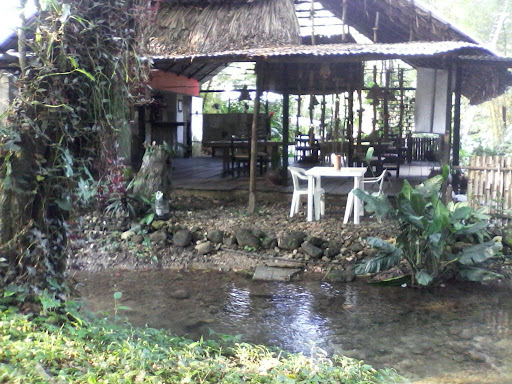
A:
318 0 479 45
150 0 301 56
152 41 493 62
152 41 512 104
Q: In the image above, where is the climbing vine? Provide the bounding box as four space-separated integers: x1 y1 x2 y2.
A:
0 0 154 295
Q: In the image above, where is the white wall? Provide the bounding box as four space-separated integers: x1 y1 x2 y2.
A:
191 96 203 157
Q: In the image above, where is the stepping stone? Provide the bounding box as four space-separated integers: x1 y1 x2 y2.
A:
252 265 301 282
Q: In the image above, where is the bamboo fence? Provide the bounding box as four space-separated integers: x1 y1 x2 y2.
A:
465 156 512 222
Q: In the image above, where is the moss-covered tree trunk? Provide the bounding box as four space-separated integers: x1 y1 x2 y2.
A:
0 0 153 293
133 145 172 201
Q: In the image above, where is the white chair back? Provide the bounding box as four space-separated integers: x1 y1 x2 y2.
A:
288 166 308 191
363 169 387 195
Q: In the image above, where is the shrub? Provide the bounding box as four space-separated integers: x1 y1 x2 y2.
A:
353 167 503 286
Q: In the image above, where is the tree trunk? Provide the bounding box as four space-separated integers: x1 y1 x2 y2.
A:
133 144 172 201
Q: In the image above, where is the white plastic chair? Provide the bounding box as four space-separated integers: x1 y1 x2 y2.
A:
289 166 325 219
343 169 387 224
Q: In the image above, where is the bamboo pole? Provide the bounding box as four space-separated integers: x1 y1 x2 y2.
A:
248 61 264 215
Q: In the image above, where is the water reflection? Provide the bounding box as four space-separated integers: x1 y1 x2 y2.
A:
75 270 512 383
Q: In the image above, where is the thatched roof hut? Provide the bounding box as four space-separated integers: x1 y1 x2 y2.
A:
150 0 301 56
149 0 512 105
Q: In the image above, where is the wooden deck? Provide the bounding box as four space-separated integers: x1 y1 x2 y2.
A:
172 157 437 197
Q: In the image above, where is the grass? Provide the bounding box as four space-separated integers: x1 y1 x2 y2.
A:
0 306 405 384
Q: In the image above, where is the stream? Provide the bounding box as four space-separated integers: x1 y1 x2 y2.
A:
74 269 512 383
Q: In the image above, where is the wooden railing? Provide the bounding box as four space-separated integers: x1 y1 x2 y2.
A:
464 156 512 221
408 135 439 162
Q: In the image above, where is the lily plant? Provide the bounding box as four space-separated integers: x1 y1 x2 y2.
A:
353 166 503 287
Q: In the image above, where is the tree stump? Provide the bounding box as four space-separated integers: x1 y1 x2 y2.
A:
133 144 172 201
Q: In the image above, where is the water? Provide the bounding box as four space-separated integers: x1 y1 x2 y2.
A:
74 269 512 383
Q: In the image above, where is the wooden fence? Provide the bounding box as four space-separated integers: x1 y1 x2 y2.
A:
407 136 439 162
465 156 512 221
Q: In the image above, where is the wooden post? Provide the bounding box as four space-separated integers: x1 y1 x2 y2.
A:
357 89 363 153
372 65 377 133
248 62 264 215
282 64 290 185
347 89 354 166
398 68 405 140
296 94 301 137
334 94 340 154
321 95 326 142
383 69 391 137
453 63 462 193
441 64 453 203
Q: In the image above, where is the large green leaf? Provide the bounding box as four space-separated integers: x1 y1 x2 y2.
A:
457 241 501 265
415 270 434 286
415 175 443 198
400 179 414 200
397 194 425 229
353 189 393 218
410 192 427 216
456 221 489 236
450 205 472 222
457 266 503 282
355 237 402 275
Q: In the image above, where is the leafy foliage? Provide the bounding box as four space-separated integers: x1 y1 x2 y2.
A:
0 308 404 384
353 167 503 286
0 0 153 295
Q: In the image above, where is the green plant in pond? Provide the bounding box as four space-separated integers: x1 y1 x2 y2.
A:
353 166 503 286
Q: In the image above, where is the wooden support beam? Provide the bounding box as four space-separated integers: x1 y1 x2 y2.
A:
248 62 264 215
357 89 363 153
347 89 354 166
282 64 290 185
441 63 453 203
187 63 208 79
453 63 462 193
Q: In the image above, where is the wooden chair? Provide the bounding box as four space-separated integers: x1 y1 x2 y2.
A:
230 136 270 177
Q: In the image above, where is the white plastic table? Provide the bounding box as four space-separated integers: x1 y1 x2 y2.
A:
305 166 367 223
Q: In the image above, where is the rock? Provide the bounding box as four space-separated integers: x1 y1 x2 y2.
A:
278 231 307 250
191 231 204 242
151 220 166 231
321 256 331 262
223 236 237 246
300 241 324 259
170 289 190 299
207 230 224 244
328 240 343 250
265 260 303 268
261 236 278 249
324 247 340 258
121 230 135 241
149 230 167 244
326 269 356 283
348 243 363 253
251 227 266 239
252 265 301 281
306 235 324 248
235 229 261 248
131 235 144 245
173 229 192 247
195 241 213 255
